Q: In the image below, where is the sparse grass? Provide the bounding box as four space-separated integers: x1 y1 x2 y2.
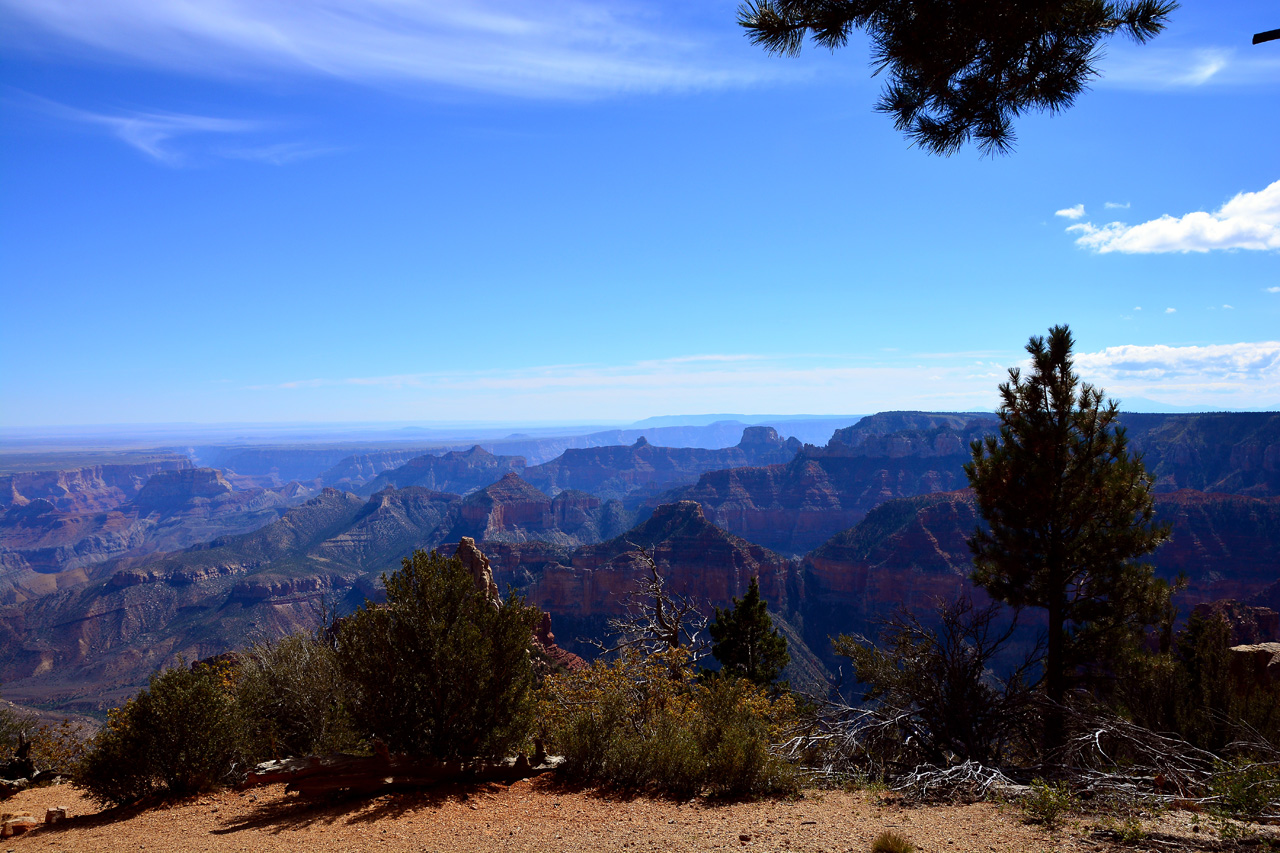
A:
870 830 916 853
843 773 889 794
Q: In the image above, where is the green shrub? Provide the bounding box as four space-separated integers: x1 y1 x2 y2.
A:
871 831 916 853
237 629 358 759
336 549 541 759
1207 759 1280 822
1021 778 1078 829
77 664 245 805
541 648 799 798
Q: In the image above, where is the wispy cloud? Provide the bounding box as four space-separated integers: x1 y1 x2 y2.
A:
36 99 261 164
1104 201 1130 210
219 141 342 165
1268 287 1280 294
23 94 334 165
1165 307 1177 314
244 344 1280 418
0 0 776 98
249 352 1015 417
1054 204 1086 220
1099 46 1280 89
1066 179 1280 253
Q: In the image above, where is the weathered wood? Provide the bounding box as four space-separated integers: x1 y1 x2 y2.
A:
240 753 564 796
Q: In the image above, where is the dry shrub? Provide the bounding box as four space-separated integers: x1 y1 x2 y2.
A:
871 831 916 853
540 647 798 798
237 630 359 759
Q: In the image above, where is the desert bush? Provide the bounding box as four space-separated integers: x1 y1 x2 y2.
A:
336 548 541 759
237 629 358 759
0 696 90 778
77 663 246 805
870 831 916 853
27 719 90 776
541 647 798 798
1021 778 1078 829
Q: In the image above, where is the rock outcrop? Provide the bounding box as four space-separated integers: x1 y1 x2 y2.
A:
453 474 632 548
1193 600 1280 645
455 536 499 604
1229 643 1280 693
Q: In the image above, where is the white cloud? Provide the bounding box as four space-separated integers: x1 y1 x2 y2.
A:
1134 306 1142 311
1268 287 1280 294
1099 45 1280 89
1067 179 1280 253
1054 204 1086 220
1077 341 1280 381
1075 341 1280 410
0 0 772 98
1223 304 1234 310
1105 201 1130 210
1165 307 1176 314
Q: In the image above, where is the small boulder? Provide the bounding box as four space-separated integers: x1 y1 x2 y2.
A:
44 807 68 825
1 815 39 837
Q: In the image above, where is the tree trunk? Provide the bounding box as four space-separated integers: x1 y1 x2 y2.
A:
1045 596 1065 755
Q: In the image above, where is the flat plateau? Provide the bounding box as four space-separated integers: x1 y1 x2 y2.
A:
0 778 1266 852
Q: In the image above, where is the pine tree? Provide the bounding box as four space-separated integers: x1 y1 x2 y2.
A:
965 325 1171 751
709 576 790 686
336 549 541 759
738 0 1177 155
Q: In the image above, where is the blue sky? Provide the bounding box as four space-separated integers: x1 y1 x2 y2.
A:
2 0 1277 427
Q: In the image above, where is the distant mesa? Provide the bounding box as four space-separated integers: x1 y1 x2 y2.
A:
359 446 527 497
669 411 1280 555
0 459 192 513
131 468 233 513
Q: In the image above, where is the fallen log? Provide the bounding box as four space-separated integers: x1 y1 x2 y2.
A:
240 752 564 797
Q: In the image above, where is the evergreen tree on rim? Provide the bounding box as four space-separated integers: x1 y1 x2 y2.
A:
965 324 1171 752
709 576 790 686
738 0 1178 155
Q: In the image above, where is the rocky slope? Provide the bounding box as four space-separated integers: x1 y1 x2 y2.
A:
480 501 825 690
0 474 635 710
0 469 308 605
0 459 192 513
797 488 1280 661
1120 411 1280 495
